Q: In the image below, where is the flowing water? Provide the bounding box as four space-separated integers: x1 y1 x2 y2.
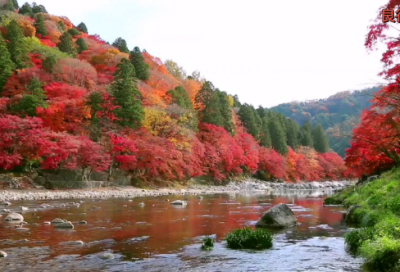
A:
0 190 363 272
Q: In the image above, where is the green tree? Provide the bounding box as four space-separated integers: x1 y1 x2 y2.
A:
167 86 192 109
238 104 260 139
164 59 187 80
1 0 16 10
285 119 300 150
31 2 47 14
87 91 102 141
34 13 48 36
256 105 265 118
11 78 47 116
68 28 81 37
268 119 288 155
130 46 150 80
6 20 31 69
57 32 77 57
58 21 66 32
218 90 234 134
0 33 15 92
77 22 88 33
300 121 313 147
313 123 329 153
195 81 224 127
112 37 129 53
42 55 57 73
76 38 88 53
110 58 144 128
260 117 271 147
19 3 33 17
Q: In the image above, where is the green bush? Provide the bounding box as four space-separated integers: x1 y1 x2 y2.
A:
201 236 214 251
345 228 375 253
225 228 272 250
68 28 81 37
360 237 400 271
383 195 400 214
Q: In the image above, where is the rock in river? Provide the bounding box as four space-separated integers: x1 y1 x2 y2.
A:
255 203 297 228
4 212 24 223
0 251 7 258
51 218 65 225
100 253 114 260
54 221 74 229
171 200 187 206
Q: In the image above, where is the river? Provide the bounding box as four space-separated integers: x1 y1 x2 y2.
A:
0 190 363 272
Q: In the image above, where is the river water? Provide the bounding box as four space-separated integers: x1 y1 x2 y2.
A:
0 190 363 272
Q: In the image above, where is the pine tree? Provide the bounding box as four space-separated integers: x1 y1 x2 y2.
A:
6 20 31 69
43 55 57 73
195 81 224 127
268 119 288 155
87 91 102 141
19 3 33 17
58 32 77 57
34 13 48 36
256 105 265 118
68 28 81 37
238 104 260 139
167 86 192 109
285 119 300 150
76 38 88 53
58 21 66 32
300 121 313 147
218 91 234 134
31 2 47 14
11 78 47 117
112 37 129 53
260 117 271 147
77 22 88 33
111 58 144 128
313 123 329 153
130 46 150 81
0 34 15 92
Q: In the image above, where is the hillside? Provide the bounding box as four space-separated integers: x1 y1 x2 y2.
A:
0 1 351 184
270 87 381 156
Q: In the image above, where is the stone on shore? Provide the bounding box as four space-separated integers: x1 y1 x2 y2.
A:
256 204 297 228
20 206 28 212
4 212 24 222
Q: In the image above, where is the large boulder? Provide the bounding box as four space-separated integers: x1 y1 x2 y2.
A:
4 213 24 222
256 204 297 228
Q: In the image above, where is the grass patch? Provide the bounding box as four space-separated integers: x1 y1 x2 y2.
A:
329 168 400 271
201 236 214 251
225 228 272 250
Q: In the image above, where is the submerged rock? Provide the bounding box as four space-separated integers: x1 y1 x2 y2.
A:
60 240 84 246
78 220 87 225
100 253 114 260
54 221 74 229
51 218 65 224
255 204 297 228
171 200 187 206
4 212 24 222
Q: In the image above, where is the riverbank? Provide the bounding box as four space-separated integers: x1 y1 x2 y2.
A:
0 179 355 202
324 169 400 272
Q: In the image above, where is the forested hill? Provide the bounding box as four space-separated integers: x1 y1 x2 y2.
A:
269 87 381 157
0 0 353 183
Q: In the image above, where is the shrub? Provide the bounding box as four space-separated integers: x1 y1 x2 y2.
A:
201 236 214 251
68 28 80 37
225 228 272 250
345 228 374 253
360 237 400 272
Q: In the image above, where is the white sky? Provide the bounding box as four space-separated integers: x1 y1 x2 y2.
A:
28 0 388 107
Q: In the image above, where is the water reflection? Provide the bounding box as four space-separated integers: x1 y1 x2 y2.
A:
0 191 362 271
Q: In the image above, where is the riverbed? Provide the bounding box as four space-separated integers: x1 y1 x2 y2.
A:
0 189 363 272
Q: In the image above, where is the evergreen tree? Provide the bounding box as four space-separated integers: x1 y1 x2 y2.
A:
12 0 18 9
2 0 16 10
300 121 313 147
313 123 329 153
57 32 77 57
34 13 48 36
218 90 234 134
6 20 31 69
77 22 88 33
43 55 57 73
31 2 47 13
238 104 260 138
87 92 102 141
0 33 15 92
285 119 300 150
112 37 129 53
260 117 271 147
167 86 192 109
110 58 144 128
19 2 33 16
256 105 265 118
76 38 88 53
130 46 150 81
268 119 288 155
58 21 66 32
195 81 224 127
11 78 47 117
233 94 241 107
68 28 81 37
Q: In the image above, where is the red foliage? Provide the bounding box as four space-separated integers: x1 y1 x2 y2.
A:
44 83 87 100
77 136 111 175
258 148 286 179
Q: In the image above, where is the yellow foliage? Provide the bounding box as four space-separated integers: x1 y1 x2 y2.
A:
143 107 173 136
227 95 234 107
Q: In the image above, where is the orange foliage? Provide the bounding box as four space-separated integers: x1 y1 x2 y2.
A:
19 21 36 37
183 79 202 103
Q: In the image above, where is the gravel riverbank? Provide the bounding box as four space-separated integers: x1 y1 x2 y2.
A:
0 180 356 202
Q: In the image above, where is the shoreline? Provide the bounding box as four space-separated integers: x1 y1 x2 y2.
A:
0 180 356 202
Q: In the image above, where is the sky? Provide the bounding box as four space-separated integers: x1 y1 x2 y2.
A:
28 0 389 107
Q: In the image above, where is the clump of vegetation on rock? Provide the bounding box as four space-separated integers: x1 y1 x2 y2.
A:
201 236 214 251
225 227 272 250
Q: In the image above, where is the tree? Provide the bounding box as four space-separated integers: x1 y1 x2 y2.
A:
31 2 47 13
0 33 15 92
77 22 88 33
1 0 16 10
268 119 288 155
76 38 88 53
68 28 81 37
110 58 144 128
259 117 271 147
218 91 234 134
19 3 33 17
238 104 259 139
34 13 48 36
256 106 265 118
11 78 47 117
300 121 313 147
58 21 66 32
195 81 224 127
42 55 57 73
286 119 300 150
164 59 187 80
6 20 31 69
57 32 77 57
112 37 129 53
166 86 192 109
313 123 329 153
130 46 150 80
